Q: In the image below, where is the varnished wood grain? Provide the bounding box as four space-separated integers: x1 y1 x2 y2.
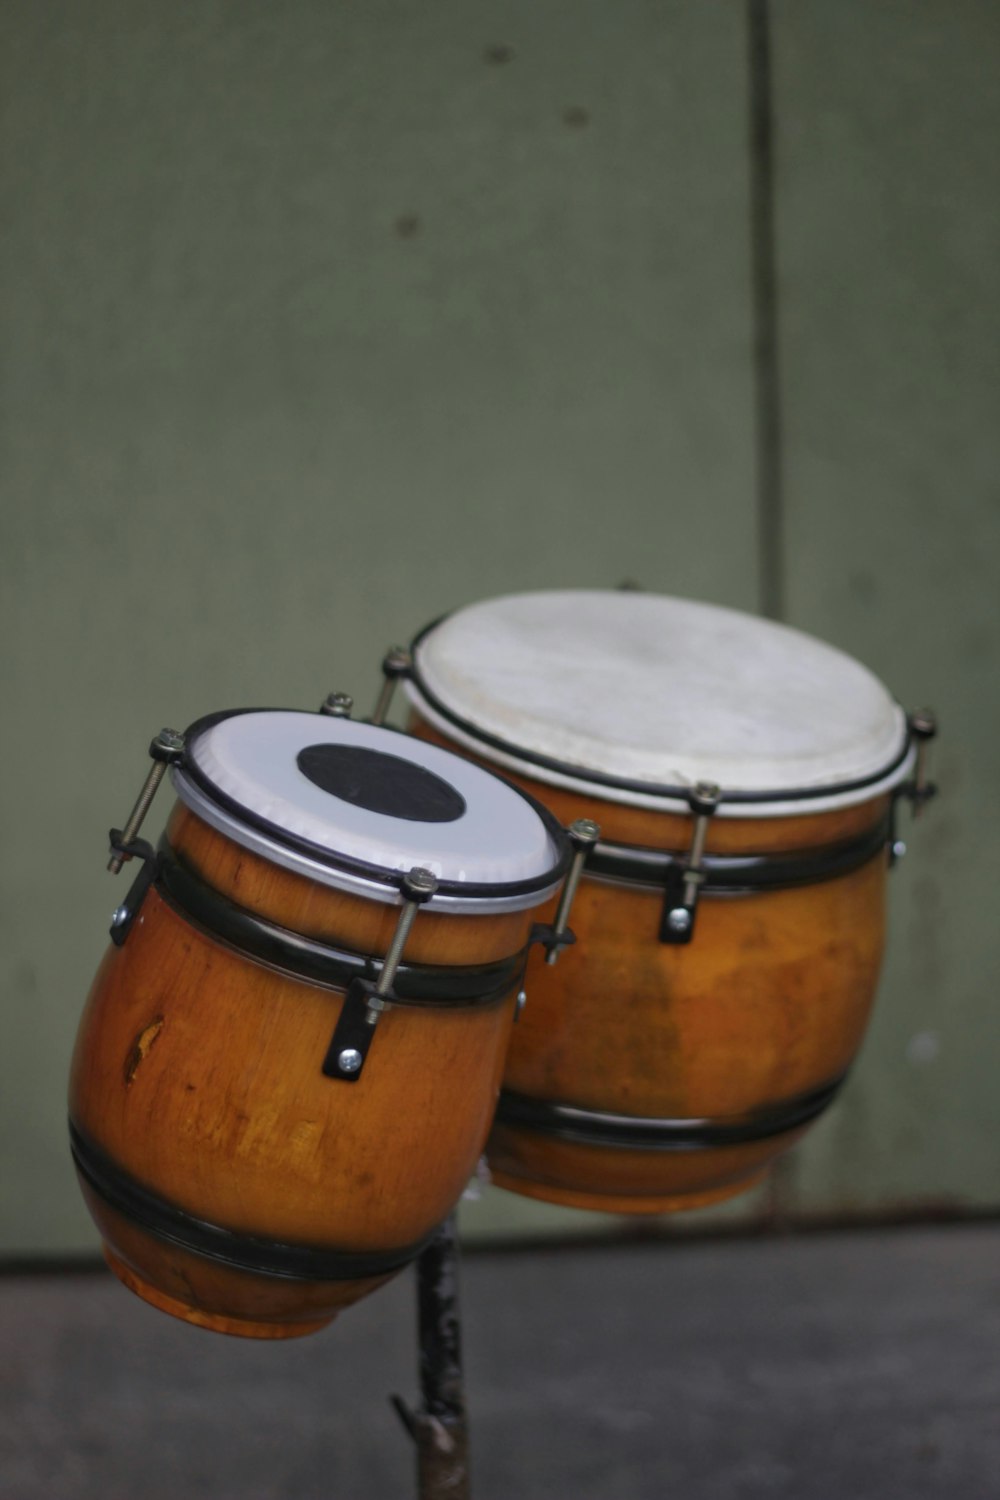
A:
167 804 531 963
507 864 884 1121
70 816 534 1337
83 1189 392 1339
486 1129 788 1215
410 710 891 1214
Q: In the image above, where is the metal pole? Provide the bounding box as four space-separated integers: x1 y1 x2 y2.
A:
392 1216 471 1499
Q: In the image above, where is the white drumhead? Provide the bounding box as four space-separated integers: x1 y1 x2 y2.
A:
174 711 565 911
406 591 913 817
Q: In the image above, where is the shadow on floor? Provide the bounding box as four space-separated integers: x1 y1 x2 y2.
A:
2 1224 998 1500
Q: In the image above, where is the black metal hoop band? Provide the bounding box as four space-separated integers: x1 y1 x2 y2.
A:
494 1075 846 1152
69 1121 436 1282
154 845 526 1007
585 814 891 893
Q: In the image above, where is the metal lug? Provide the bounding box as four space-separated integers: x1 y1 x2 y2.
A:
323 866 438 1081
660 782 720 944
107 837 158 944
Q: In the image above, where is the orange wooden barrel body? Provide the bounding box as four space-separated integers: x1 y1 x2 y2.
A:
69 805 529 1338
411 716 890 1215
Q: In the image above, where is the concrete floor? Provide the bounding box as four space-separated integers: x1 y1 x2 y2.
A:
2 1224 998 1500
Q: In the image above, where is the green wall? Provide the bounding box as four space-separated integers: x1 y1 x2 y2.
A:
1 2 996 1256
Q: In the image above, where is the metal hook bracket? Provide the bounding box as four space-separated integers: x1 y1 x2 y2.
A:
107 835 158 945
322 976 384 1081
322 866 438 1082
903 709 938 818
660 782 721 944
511 819 598 1024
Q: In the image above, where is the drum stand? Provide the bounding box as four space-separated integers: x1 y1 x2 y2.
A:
393 1216 471 1500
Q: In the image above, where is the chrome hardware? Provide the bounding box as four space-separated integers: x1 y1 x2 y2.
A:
888 709 937 870
107 729 185 875
320 691 353 718
661 781 721 944
107 837 159 944
371 646 413 726
366 867 439 1022
908 709 938 818
322 866 439 1082
543 818 600 965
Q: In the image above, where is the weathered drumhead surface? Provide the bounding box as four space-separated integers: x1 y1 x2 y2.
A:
174 710 565 907
407 590 912 815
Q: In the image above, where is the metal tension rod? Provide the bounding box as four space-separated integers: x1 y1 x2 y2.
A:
372 647 413 727
107 728 185 873
392 1215 471 1500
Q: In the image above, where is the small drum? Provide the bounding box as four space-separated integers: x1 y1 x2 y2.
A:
399 590 934 1215
69 708 568 1338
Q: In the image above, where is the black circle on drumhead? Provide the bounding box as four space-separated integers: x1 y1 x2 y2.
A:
296 744 467 824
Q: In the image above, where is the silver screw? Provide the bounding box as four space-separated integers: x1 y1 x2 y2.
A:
892 840 907 861
320 692 353 718
571 818 601 843
111 905 129 928
667 907 691 935
403 867 438 897
154 729 185 756
338 1048 363 1075
515 987 527 1018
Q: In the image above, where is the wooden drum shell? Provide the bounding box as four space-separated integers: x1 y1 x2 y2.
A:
69 807 527 1338
411 715 890 1215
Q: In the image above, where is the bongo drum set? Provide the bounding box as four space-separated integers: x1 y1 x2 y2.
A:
68 588 936 1489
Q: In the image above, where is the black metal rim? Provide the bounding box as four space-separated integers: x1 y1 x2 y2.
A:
494 1075 846 1152
586 813 891 892
69 1121 437 1282
408 619 912 807
155 843 526 1006
179 708 571 902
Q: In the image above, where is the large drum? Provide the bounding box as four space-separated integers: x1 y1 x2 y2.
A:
69 708 568 1338
400 590 933 1215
